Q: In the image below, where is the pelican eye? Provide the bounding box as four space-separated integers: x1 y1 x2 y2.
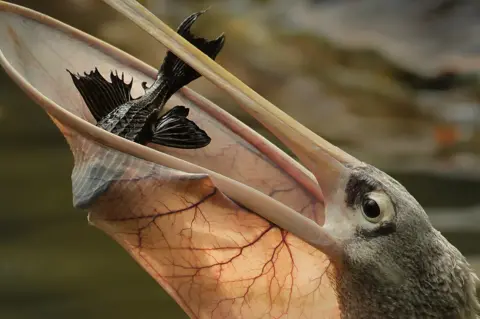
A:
361 197 382 223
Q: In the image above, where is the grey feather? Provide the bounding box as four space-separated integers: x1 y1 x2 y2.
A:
334 165 480 319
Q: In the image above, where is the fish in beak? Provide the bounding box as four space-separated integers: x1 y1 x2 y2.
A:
0 1 340 317
2 1 478 318
67 11 225 149
102 4 479 318
99 0 366 261
105 3 479 318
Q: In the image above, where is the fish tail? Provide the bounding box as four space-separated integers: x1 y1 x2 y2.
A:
157 10 225 101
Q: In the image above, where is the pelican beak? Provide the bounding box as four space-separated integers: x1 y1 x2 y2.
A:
101 0 362 259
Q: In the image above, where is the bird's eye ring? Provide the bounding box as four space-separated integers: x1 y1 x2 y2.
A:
361 198 382 223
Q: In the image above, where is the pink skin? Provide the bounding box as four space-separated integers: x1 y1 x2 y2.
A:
0 2 343 318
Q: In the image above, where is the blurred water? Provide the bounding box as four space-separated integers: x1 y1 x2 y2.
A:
1 0 479 318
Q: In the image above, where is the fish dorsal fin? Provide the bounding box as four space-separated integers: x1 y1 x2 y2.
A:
67 68 134 122
150 105 211 149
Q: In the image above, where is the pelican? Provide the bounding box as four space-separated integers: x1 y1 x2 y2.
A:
0 1 478 318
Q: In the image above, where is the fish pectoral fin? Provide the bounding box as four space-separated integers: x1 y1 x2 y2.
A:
160 11 225 91
150 105 211 149
67 68 134 122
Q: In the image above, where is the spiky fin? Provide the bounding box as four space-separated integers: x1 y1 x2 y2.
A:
67 68 134 122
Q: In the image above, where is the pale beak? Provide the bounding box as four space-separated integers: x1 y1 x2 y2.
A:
102 0 362 258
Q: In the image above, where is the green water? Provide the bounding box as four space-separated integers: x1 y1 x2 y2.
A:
0 147 188 319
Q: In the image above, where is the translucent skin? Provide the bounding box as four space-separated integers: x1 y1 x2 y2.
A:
0 3 339 318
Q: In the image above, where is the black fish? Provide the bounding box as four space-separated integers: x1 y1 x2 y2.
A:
68 11 224 209
67 11 225 149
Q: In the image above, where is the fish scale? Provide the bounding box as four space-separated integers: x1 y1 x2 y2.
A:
69 11 225 150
